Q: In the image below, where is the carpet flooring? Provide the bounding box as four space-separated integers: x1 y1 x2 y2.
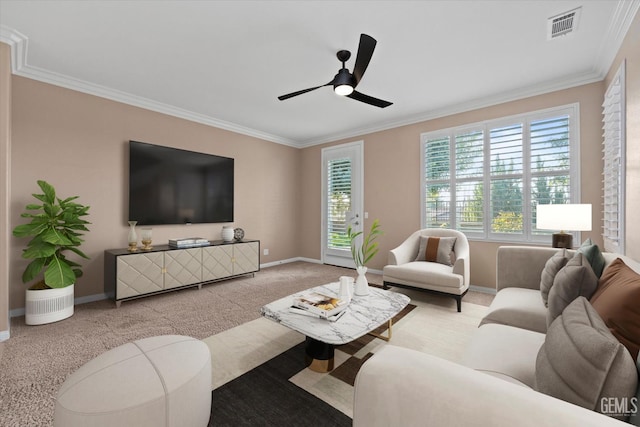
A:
0 261 493 426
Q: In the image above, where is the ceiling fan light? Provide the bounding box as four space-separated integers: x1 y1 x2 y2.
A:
335 84 354 96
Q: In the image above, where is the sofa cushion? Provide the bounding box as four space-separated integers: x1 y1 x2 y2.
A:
462 323 545 388
536 297 637 420
547 252 598 327
577 238 606 278
590 257 640 361
415 236 456 266
383 262 463 291
480 287 547 334
540 249 570 307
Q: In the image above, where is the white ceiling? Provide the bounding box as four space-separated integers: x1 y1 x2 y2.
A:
1 1 638 147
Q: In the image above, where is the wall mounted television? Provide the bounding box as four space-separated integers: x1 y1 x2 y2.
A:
128 141 234 225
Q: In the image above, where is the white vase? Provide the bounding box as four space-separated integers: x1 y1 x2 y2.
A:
25 284 74 325
128 221 138 251
221 226 234 242
354 266 369 296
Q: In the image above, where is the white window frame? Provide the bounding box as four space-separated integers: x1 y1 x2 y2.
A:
420 103 581 244
602 61 626 254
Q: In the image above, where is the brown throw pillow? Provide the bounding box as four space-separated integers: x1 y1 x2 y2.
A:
540 249 570 308
415 236 456 266
547 252 598 327
536 297 637 420
590 258 640 361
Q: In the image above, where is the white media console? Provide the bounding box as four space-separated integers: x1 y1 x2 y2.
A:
104 239 260 307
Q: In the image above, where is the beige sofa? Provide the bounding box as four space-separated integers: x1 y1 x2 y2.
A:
354 245 639 426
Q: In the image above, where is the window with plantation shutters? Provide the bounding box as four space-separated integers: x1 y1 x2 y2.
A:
602 61 625 254
326 157 352 250
421 104 579 243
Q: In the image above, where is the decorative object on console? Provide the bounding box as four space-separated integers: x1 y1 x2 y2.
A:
12 180 91 325
234 227 245 241
536 203 592 248
221 226 234 242
141 227 153 251
127 220 138 252
168 238 210 249
348 219 383 296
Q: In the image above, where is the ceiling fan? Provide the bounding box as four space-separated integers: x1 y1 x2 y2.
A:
277 34 393 108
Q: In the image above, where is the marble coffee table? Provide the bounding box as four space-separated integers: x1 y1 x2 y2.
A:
261 282 410 372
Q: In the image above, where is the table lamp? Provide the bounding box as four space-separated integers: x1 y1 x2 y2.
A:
536 204 592 248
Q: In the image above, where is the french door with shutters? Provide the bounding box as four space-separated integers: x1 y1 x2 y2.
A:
321 141 363 269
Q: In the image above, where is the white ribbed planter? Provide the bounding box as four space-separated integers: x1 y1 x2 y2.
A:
25 284 74 325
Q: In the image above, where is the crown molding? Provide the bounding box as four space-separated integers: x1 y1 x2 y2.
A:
297 69 603 148
593 0 640 77
0 25 300 148
3 0 638 151
0 25 27 73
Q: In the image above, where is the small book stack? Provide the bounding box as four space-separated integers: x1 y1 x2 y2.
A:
168 238 211 249
292 292 348 319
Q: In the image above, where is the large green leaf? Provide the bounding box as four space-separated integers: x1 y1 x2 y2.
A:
38 180 56 204
25 203 43 210
13 223 43 238
22 241 57 259
44 255 76 288
41 228 73 245
66 246 89 259
22 257 47 284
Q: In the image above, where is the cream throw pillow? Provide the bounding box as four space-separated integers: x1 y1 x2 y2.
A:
415 236 456 266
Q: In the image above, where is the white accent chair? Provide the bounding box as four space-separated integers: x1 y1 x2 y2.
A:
382 228 470 311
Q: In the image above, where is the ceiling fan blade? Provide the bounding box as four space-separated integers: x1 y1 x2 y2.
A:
278 80 334 101
347 90 393 108
352 34 377 86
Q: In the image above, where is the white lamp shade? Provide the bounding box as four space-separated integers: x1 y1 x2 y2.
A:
536 204 592 231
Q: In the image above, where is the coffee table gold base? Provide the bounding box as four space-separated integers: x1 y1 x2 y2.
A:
305 354 335 373
368 319 393 342
305 336 335 373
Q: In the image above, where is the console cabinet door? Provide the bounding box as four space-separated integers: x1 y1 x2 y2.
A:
164 248 203 290
233 242 260 275
202 245 234 281
116 252 164 299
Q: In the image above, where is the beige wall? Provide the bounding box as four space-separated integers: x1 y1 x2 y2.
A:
606 11 640 261
1 43 11 334
300 82 606 288
8 77 301 310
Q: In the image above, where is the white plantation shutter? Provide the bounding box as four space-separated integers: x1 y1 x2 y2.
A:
530 115 571 235
421 104 579 243
455 130 484 234
423 135 451 228
326 158 352 250
489 123 523 235
602 61 625 254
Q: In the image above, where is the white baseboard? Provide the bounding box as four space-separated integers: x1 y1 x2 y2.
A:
9 292 109 318
0 329 9 341
260 257 322 269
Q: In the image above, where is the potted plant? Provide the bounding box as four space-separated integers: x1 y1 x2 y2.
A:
12 180 90 325
347 219 383 296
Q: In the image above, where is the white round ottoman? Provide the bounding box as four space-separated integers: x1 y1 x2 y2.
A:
54 335 211 427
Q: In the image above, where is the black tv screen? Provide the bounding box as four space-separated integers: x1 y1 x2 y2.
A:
128 141 234 225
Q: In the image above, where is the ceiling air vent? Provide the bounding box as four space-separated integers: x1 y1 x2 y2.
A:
547 7 581 40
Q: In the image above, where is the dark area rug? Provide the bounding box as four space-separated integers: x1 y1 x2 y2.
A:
210 341 351 427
